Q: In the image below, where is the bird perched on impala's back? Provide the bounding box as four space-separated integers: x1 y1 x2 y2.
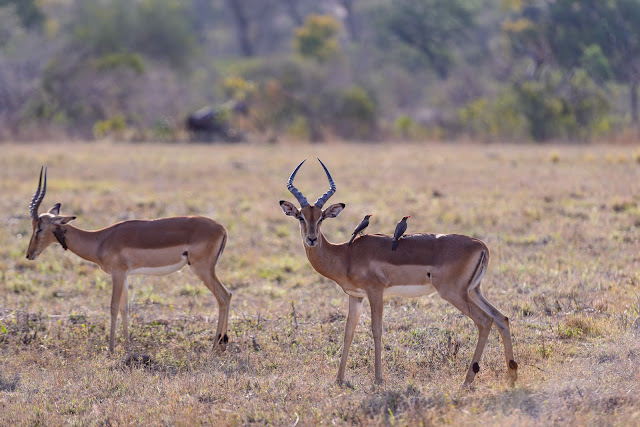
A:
392 216 410 251
348 214 372 246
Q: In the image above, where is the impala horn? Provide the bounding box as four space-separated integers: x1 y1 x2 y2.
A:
29 166 47 220
287 159 310 208
314 158 336 208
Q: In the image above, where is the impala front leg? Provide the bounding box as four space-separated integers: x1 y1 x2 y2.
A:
337 295 364 384
109 270 126 353
368 290 384 385
119 276 130 351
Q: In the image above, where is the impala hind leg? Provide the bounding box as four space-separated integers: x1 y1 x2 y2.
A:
109 271 127 353
469 287 518 385
210 272 232 352
337 296 364 385
191 263 232 352
441 291 493 387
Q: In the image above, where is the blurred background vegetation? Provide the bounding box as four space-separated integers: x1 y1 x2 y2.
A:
1 0 640 143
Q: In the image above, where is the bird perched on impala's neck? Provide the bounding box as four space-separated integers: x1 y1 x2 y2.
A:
392 216 410 251
348 214 372 246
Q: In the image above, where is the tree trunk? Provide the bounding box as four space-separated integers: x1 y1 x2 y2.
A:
281 0 303 26
227 0 254 57
631 80 638 127
340 0 359 42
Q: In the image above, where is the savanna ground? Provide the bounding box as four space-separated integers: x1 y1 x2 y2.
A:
1 142 640 426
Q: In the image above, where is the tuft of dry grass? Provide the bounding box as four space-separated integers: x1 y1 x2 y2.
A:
1 141 640 425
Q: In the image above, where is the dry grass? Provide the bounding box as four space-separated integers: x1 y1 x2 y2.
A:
1 141 640 425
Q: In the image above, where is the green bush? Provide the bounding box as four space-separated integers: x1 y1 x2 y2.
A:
330 85 378 140
393 115 414 139
92 52 145 75
222 75 256 102
458 92 527 141
151 118 175 141
458 70 609 142
93 114 126 139
513 70 609 141
73 0 196 69
566 69 610 138
514 78 574 141
293 14 341 63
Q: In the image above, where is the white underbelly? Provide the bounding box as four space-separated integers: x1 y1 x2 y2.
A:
345 284 437 299
384 284 436 298
129 257 188 276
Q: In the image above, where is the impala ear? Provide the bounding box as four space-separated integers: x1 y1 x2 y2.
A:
279 200 299 217
52 215 76 225
48 203 61 215
322 203 345 219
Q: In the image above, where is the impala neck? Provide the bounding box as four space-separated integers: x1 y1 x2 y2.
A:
303 232 348 284
57 224 103 266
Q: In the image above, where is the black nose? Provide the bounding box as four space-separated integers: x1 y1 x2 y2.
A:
26 254 29 259
308 237 317 245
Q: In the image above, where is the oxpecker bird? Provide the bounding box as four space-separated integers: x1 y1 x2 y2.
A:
348 214 372 246
392 216 410 251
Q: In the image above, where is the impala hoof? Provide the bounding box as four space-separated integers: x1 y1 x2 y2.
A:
508 359 518 386
461 380 476 391
214 333 229 352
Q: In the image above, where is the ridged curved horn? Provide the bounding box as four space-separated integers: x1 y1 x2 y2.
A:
29 166 47 220
314 158 336 208
287 160 309 208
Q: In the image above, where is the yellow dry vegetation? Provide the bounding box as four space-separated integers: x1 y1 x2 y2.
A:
1 141 640 425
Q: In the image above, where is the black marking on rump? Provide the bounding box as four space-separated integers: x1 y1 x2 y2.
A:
467 251 486 289
183 251 190 265
427 272 431 278
472 362 480 373
216 232 227 265
509 360 518 370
